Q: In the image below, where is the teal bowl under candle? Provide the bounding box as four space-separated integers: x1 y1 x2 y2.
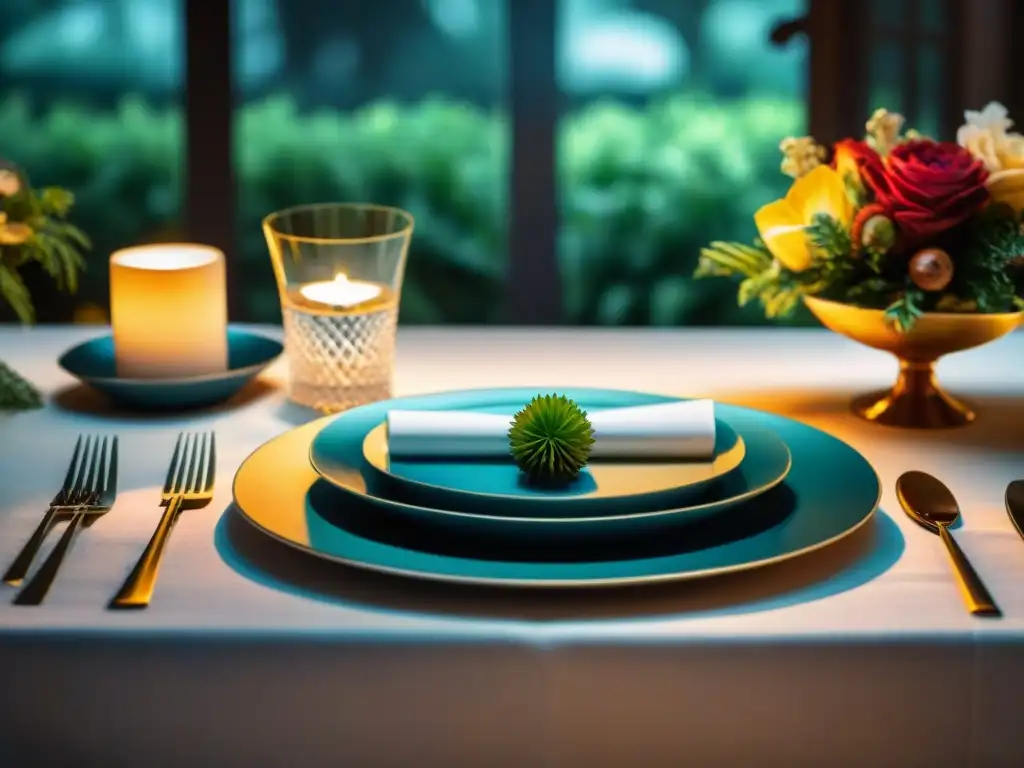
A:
58 327 282 411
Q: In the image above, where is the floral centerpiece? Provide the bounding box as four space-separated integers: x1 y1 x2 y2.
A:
696 104 1024 428
0 163 89 410
696 103 1024 330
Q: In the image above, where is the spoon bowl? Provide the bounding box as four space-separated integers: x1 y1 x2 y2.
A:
896 470 960 532
1005 480 1024 540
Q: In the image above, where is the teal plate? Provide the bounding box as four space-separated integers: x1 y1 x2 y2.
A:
233 388 880 587
310 391 791 534
359 416 746 518
58 327 282 411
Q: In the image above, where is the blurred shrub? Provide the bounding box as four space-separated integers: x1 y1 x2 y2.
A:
0 92 807 325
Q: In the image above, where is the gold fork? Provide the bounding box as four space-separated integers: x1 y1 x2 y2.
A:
4 435 101 586
110 431 215 609
13 435 119 606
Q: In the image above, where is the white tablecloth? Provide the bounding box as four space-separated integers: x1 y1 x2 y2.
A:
1 325 1023 767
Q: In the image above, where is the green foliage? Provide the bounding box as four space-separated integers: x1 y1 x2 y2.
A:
0 359 42 411
0 169 88 323
805 213 852 259
697 212 864 321
0 92 804 326
508 394 595 485
696 240 805 318
884 289 924 333
957 205 1024 312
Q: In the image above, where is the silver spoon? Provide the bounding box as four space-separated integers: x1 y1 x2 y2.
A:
896 471 1000 617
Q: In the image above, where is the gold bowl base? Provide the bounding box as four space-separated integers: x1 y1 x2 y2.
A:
803 296 1022 430
851 362 974 429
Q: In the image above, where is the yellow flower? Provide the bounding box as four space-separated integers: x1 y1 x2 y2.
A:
997 135 1024 169
754 165 852 272
0 212 33 245
0 169 20 197
987 169 1024 211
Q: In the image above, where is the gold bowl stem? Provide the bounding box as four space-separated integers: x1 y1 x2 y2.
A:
853 359 974 428
803 295 1022 429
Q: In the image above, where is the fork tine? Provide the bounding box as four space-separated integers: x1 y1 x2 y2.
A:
95 436 109 495
188 433 205 494
83 436 104 500
180 434 197 494
60 436 84 494
184 434 203 494
163 433 185 495
70 436 95 502
172 434 193 495
107 436 119 497
202 433 216 493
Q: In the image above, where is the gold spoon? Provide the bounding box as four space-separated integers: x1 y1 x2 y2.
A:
896 471 1000 617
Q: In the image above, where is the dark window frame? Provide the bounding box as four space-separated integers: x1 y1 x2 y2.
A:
184 0 1009 325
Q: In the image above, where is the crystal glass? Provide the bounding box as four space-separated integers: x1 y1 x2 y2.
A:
263 203 413 412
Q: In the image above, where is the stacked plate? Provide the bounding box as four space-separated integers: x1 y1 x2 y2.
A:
231 388 881 587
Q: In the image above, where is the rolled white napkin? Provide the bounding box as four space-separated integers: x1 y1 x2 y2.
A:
385 400 717 460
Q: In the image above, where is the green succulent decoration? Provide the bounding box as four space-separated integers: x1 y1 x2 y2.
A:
507 394 596 485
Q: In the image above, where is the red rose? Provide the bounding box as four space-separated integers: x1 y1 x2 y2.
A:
860 140 989 245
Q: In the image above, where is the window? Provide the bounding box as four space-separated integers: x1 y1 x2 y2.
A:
0 0 1015 328
0 0 185 323
556 0 809 326
867 0 949 139
231 0 510 324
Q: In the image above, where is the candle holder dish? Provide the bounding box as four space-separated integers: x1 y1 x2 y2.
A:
263 203 413 413
803 296 1022 428
57 327 282 411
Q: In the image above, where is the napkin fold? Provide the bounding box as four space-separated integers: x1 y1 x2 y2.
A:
386 400 717 460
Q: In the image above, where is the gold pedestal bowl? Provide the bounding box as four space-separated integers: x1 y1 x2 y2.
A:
803 296 1023 429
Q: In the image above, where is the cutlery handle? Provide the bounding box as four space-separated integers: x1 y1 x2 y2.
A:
12 512 85 606
939 525 1001 617
3 507 63 586
110 496 182 609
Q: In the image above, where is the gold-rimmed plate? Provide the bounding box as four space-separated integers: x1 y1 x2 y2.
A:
359 416 745 518
233 390 880 587
311 390 787 534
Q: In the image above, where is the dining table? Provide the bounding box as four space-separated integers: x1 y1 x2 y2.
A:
1 323 1023 768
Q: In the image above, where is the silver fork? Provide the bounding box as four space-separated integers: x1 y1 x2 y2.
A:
13 435 119 606
110 431 215 609
3 435 100 586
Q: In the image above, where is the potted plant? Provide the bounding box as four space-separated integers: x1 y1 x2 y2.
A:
696 104 1024 428
0 163 90 411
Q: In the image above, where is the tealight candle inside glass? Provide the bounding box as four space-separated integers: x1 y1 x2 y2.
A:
109 243 228 378
264 203 413 412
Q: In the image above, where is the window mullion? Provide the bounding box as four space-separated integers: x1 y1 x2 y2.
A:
505 0 562 325
184 0 237 319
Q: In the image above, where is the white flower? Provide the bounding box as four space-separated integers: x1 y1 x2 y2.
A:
958 124 1002 172
865 109 905 155
778 136 825 178
962 102 1014 136
957 101 1024 172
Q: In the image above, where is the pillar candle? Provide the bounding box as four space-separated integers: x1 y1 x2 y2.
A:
110 243 228 379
